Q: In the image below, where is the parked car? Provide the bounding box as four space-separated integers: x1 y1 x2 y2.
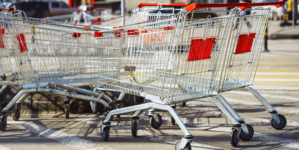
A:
9 1 77 18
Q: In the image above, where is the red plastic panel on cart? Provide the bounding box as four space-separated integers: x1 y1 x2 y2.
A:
127 29 139 35
0 29 4 48
72 32 81 38
91 17 101 24
94 31 103 37
113 26 123 37
17 34 28 53
188 38 216 61
234 33 256 54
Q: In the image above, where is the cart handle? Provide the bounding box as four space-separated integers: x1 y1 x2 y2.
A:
186 1 283 12
138 3 191 8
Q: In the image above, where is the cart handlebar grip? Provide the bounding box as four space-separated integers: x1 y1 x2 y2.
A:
138 3 191 8
186 1 283 12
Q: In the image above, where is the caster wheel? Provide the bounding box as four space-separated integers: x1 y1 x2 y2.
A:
181 102 186 107
170 115 175 125
240 124 254 141
70 100 79 113
230 128 240 147
90 101 98 114
102 127 110 141
0 106 2 112
65 105 70 119
175 140 191 150
271 114 287 130
12 106 21 121
0 114 7 131
117 114 120 118
149 114 162 129
131 120 138 137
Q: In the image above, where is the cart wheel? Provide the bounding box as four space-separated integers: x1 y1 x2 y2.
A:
65 105 70 119
150 114 162 129
131 120 138 137
102 127 110 141
0 106 2 112
117 114 121 118
12 106 21 121
170 115 176 125
0 114 7 131
230 128 240 147
70 100 79 113
175 140 191 150
240 124 254 141
90 101 98 114
271 114 287 130
181 102 186 107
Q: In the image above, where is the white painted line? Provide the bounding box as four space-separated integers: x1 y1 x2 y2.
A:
0 145 11 150
7 120 114 150
228 91 299 102
256 72 299 75
254 78 299 82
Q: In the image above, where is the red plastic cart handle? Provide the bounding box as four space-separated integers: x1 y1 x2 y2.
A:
186 1 283 12
138 3 191 8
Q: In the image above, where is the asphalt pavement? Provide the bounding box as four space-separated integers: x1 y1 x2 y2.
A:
0 21 299 150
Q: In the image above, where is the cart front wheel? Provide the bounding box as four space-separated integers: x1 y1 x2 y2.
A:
12 106 21 121
0 114 7 131
230 128 240 147
65 105 70 119
181 102 186 107
131 120 138 137
240 124 254 141
271 114 287 130
150 114 162 129
102 127 110 141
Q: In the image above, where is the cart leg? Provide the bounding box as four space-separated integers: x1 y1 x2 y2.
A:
213 94 249 134
244 87 287 130
116 92 125 118
101 103 193 149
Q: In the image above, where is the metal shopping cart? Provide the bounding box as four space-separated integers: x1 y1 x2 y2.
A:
0 9 117 128
94 2 283 149
213 1 287 132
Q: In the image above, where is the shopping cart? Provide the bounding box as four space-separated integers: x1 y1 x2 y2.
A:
94 2 283 149
0 9 116 129
213 1 287 132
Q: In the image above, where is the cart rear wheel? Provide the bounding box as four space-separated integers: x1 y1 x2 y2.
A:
0 114 7 131
12 106 21 121
150 114 162 129
175 140 191 150
230 128 240 147
240 124 254 141
131 120 138 137
102 127 110 141
181 102 186 107
271 114 287 130
65 105 70 119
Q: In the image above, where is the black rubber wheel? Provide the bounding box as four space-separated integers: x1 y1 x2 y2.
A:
149 114 162 129
0 106 2 112
102 127 110 141
12 106 21 121
240 124 254 141
175 140 191 150
271 114 287 130
131 120 138 137
90 101 98 114
230 128 240 147
182 102 186 107
170 115 176 125
65 105 70 119
117 114 121 118
69 100 79 113
0 114 7 131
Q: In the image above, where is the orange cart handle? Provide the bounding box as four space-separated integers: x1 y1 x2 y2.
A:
138 3 191 8
186 1 283 12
